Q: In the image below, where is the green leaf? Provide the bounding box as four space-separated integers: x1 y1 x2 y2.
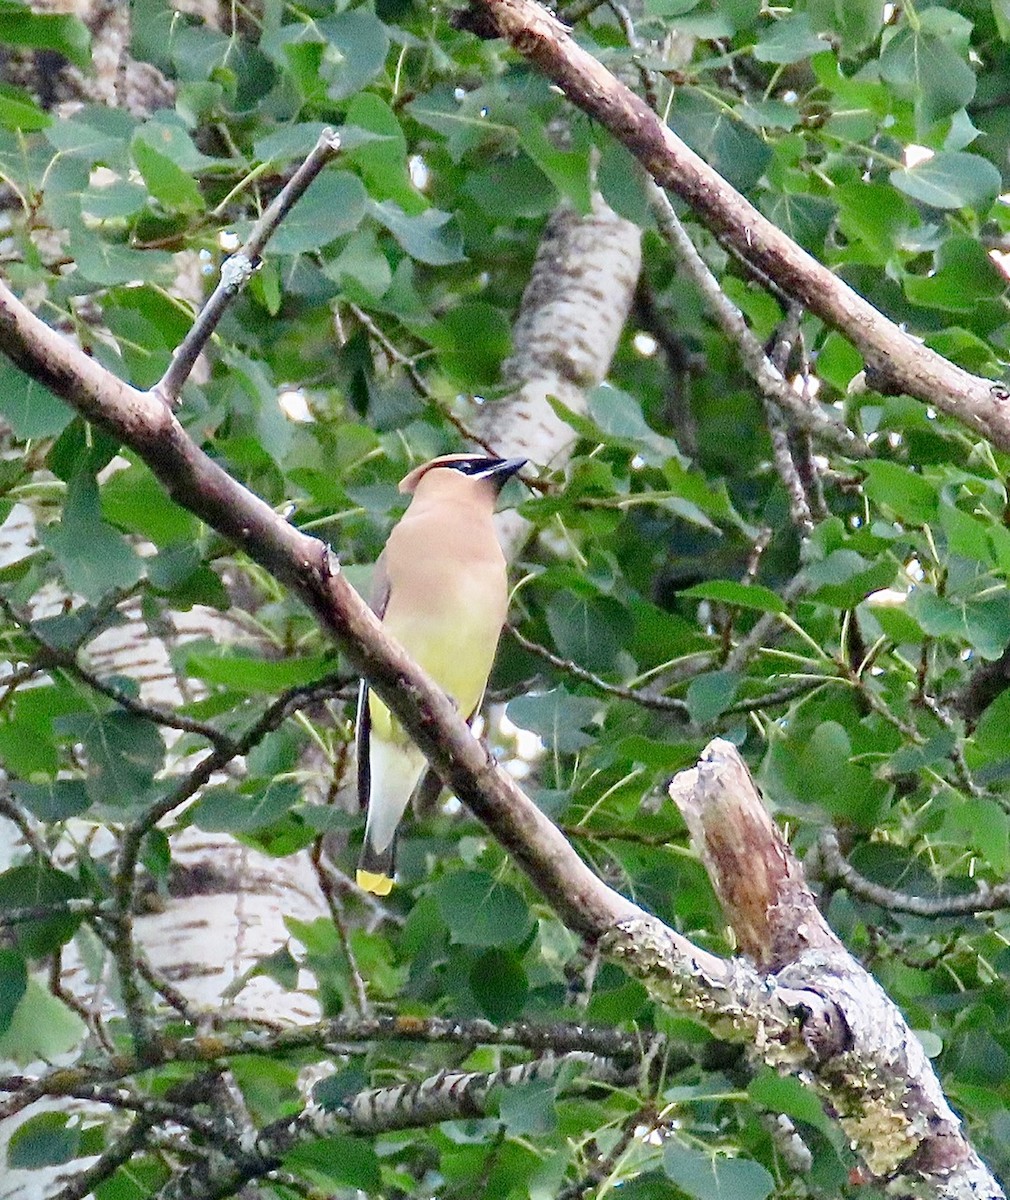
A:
0 863 82 956
0 6 90 69
685 671 740 724
100 464 198 545
515 109 592 211
44 104 134 162
470 947 529 1021
0 83 49 131
0 949 27 1036
862 461 939 524
679 580 786 613
343 94 415 206
7 1111 80 1168
806 550 896 608
94 1155 170 1200
131 134 205 214
0 980 85 1064
907 590 1010 658
944 797 1010 874
835 181 919 265
497 1078 557 1136
371 200 466 265
268 169 368 254
284 1135 382 1191
43 472 144 603
434 870 535 948
191 781 300 833
431 301 511 386
903 237 1006 312
506 688 600 754
663 1143 774 1200
587 384 684 466
669 92 771 191
0 359 73 438
185 649 334 692
329 227 392 298
12 780 91 821
57 711 165 807
748 1067 832 1133
890 152 1001 212
879 25 976 132
319 11 389 103
68 230 174 287
546 589 631 674
753 13 831 63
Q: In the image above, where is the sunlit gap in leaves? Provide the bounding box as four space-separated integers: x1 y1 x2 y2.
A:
632 332 658 357
408 155 429 191
904 144 935 169
278 389 313 423
437 709 544 822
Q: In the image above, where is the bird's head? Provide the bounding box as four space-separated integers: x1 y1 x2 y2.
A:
399 454 527 499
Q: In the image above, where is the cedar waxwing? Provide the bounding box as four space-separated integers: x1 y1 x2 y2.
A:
356 454 527 895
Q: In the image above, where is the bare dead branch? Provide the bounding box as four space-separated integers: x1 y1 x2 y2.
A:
667 740 1002 1196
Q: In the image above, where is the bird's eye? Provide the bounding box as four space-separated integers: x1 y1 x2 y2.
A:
452 458 492 476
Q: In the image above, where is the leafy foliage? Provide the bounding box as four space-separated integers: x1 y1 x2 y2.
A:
1 0 1010 1196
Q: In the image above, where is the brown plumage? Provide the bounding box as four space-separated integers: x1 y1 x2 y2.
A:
356 454 525 894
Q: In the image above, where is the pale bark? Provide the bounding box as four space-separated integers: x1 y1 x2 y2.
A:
667 741 1001 1196
469 194 642 554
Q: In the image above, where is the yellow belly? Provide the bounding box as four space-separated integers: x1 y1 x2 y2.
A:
369 602 501 742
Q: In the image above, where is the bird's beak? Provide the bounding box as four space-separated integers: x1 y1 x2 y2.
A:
487 457 528 489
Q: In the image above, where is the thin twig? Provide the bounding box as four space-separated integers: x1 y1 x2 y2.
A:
0 1016 661 1120
558 1103 656 1200
347 301 510 460
813 829 1010 917
508 622 689 714
0 791 49 857
310 840 370 1016
645 183 867 456
763 395 814 534
155 129 343 407
108 669 351 1053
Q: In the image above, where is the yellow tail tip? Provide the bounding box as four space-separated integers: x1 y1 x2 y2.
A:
357 869 394 896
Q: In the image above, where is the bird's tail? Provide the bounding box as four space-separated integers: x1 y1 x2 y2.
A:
357 834 396 896
357 734 426 896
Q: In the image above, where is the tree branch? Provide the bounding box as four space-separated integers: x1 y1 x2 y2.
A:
646 183 865 458
0 129 1002 1194
813 829 1010 918
466 0 1010 451
154 129 343 407
165 1052 638 1200
667 740 1003 1197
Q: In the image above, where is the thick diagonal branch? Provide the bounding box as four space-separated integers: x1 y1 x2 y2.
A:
466 0 1010 451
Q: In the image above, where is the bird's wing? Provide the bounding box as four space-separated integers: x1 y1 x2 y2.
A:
356 553 391 811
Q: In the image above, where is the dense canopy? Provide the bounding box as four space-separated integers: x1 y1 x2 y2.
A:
2 0 1010 1198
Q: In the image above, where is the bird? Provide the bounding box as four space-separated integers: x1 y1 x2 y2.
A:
355 453 527 895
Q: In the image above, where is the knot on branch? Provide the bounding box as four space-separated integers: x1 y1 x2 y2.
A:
773 985 852 1062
